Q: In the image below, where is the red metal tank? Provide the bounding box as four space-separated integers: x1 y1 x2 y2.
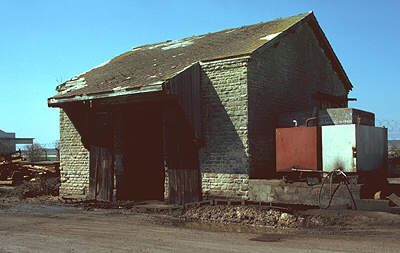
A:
276 126 322 172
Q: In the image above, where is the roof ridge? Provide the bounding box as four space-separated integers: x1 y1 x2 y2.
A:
249 11 313 56
129 12 312 54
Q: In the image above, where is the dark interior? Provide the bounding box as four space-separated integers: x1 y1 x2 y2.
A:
118 103 165 201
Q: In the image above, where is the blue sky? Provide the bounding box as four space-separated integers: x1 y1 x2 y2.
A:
1 0 399 146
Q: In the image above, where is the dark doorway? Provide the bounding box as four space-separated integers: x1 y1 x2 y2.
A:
119 103 165 200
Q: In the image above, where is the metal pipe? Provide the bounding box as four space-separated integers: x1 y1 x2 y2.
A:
318 169 358 210
305 117 318 127
291 168 324 173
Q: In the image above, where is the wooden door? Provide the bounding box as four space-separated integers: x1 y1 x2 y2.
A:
88 111 114 201
165 106 201 205
89 145 113 201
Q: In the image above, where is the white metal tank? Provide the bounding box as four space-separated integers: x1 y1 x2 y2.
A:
322 124 387 172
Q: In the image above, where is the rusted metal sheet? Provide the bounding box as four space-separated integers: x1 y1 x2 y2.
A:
276 126 322 172
168 63 201 139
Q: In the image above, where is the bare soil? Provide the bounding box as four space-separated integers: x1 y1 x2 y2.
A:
1 199 400 253
1 184 400 252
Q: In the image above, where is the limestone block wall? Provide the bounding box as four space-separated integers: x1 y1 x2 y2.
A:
247 20 348 178
199 57 250 199
202 173 249 199
59 109 90 196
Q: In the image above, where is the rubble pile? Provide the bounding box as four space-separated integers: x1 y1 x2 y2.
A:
181 205 338 228
0 151 60 199
15 176 60 198
182 205 295 227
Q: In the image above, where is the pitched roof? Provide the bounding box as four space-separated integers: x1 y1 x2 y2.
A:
49 11 352 104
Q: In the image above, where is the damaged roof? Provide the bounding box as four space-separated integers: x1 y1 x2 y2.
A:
49 11 351 104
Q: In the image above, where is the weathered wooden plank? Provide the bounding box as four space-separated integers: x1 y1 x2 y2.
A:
388 193 400 207
99 147 113 201
168 63 201 140
0 180 13 185
168 168 201 205
192 63 201 139
165 105 201 205
88 146 98 200
89 146 113 201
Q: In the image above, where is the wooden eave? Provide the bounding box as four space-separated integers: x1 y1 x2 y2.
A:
48 83 164 107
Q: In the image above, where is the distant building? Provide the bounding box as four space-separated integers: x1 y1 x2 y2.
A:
389 140 400 148
0 129 33 154
21 148 59 162
43 148 59 161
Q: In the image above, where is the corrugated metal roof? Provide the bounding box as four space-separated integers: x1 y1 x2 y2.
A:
51 12 311 100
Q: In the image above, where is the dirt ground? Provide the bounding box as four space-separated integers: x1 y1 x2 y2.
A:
1 182 400 253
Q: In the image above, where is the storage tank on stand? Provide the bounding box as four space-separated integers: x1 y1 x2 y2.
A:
276 108 387 175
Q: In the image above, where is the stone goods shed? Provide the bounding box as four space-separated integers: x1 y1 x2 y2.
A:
48 12 352 204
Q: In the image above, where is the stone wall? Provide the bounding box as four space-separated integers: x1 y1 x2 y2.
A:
202 173 249 200
198 57 250 199
247 20 348 178
59 108 90 196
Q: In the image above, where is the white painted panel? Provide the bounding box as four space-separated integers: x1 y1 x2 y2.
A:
356 126 387 172
322 124 356 172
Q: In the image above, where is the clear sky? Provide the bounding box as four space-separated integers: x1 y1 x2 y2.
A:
1 0 399 146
